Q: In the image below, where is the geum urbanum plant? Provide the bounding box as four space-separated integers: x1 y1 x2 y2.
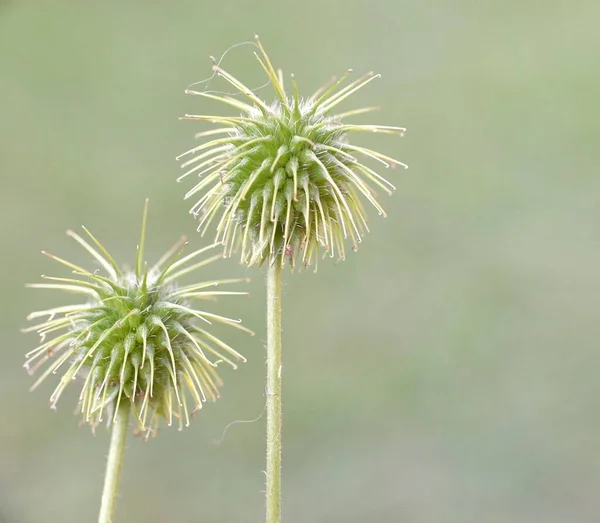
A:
178 36 407 523
23 199 252 523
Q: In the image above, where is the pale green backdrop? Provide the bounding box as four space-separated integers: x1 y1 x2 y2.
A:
1 1 599 522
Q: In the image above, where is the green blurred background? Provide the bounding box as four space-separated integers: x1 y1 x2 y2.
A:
1 1 599 522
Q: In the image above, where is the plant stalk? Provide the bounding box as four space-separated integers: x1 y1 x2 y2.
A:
98 403 130 523
266 263 283 523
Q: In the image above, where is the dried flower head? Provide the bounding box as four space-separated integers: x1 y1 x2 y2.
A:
23 200 252 438
178 36 407 269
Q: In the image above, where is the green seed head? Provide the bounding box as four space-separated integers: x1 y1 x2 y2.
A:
178 36 407 270
24 200 252 439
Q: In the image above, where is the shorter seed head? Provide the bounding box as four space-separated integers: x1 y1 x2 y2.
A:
179 36 407 270
23 200 252 439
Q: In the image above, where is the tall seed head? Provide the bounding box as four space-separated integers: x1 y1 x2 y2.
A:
178 36 407 270
23 200 252 439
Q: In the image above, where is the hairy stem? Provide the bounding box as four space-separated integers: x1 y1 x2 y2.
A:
266 263 283 523
98 403 130 523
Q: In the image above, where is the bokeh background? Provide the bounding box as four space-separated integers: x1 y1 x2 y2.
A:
1 1 599 522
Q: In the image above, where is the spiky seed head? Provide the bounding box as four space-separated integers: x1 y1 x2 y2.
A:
23 200 252 439
178 36 407 270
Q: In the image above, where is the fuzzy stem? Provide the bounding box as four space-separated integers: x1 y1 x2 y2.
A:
98 403 130 523
266 263 283 523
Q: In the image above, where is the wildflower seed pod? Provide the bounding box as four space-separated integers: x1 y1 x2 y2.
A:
24 200 252 438
178 36 407 269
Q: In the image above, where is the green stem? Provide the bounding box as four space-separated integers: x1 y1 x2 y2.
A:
266 263 283 523
98 403 130 523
